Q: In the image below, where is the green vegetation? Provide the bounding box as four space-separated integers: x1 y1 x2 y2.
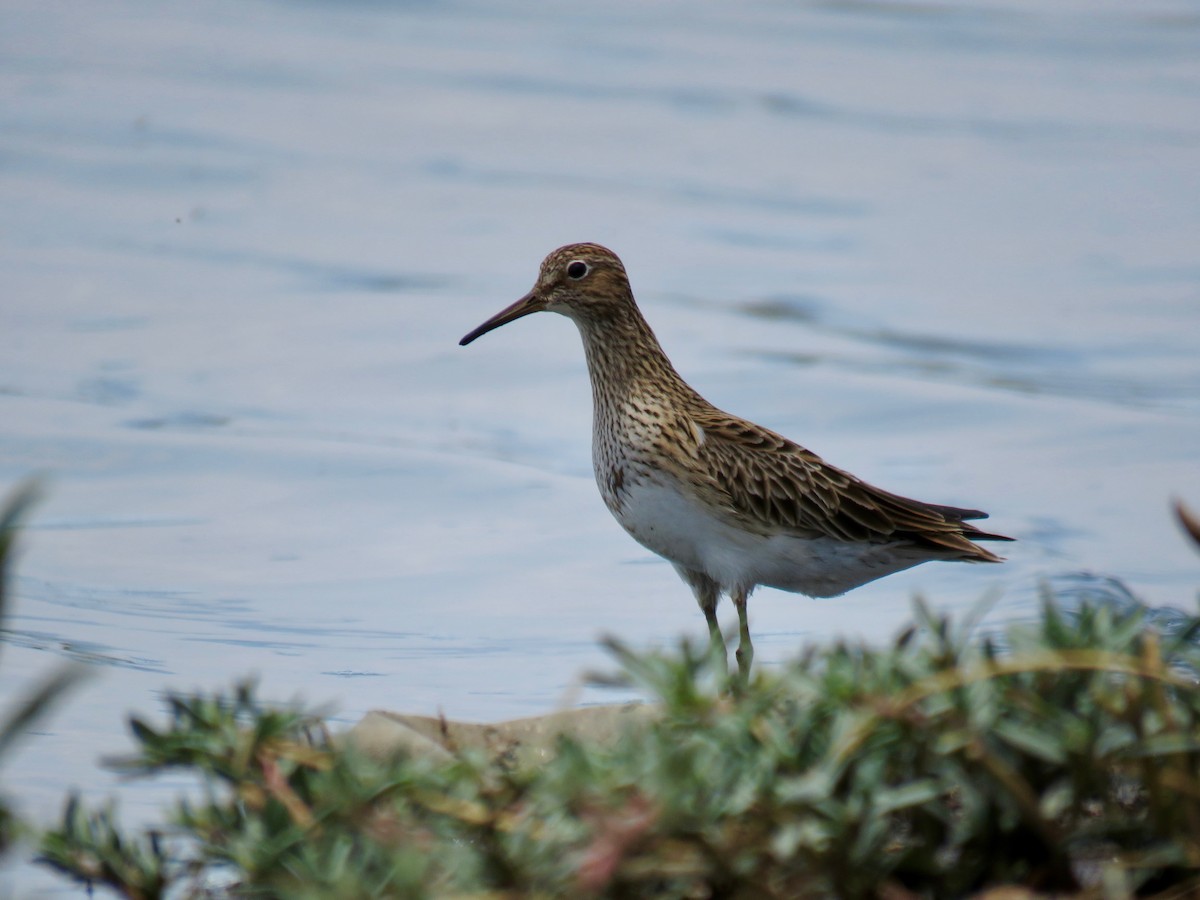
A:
27 602 1200 899
0 481 84 861
4 482 1200 897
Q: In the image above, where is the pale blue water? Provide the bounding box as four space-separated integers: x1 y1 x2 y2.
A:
2 0 1200 893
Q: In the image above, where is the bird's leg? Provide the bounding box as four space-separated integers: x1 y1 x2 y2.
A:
732 587 753 683
696 585 729 680
676 565 729 679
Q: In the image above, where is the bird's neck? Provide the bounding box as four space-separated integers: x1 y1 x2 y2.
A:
573 306 696 416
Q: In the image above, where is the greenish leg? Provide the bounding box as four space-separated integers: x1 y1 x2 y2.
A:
679 567 733 684
733 588 753 683
697 587 729 680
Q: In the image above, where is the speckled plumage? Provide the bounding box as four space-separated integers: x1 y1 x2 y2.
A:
460 243 1012 678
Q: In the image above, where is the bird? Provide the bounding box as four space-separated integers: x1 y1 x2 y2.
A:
459 243 1012 680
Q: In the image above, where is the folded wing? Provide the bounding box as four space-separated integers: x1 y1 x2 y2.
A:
688 411 1012 561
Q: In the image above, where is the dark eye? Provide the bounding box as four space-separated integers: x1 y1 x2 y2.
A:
566 260 589 280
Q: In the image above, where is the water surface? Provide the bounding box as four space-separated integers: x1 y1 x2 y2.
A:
2 0 1199 893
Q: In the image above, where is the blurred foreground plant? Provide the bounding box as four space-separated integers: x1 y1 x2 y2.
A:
0 481 85 859
34 588 1200 899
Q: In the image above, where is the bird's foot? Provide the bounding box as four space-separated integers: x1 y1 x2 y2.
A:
734 640 753 690
707 629 731 682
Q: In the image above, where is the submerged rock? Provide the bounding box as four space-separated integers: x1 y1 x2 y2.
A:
345 702 657 768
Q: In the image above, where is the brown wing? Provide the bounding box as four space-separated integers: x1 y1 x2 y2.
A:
687 410 1011 560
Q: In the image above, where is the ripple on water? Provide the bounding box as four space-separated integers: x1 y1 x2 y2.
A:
0 627 169 673
998 571 1200 647
731 298 1200 414
14 575 246 621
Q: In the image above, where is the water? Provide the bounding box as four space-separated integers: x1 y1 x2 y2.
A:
2 0 1199 892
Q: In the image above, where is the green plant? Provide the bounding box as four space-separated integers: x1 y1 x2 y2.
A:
0 481 85 860
31 592 1200 899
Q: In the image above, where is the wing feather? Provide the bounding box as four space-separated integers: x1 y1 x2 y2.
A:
686 409 1010 560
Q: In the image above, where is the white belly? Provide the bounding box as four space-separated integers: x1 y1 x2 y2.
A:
605 472 926 598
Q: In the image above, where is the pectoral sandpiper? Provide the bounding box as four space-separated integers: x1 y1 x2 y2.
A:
460 243 1012 679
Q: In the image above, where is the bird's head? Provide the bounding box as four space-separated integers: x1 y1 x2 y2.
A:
459 243 634 346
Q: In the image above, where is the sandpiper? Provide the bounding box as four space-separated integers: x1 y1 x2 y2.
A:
460 243 1012 679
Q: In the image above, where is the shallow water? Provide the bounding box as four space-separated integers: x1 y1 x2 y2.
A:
3 0 1200 892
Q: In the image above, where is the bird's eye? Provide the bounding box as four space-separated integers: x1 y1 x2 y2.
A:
566 260 589 280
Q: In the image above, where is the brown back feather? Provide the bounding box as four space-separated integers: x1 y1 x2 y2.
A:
687 409 1011 561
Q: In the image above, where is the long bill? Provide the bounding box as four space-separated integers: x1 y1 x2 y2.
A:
459 291 545 346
